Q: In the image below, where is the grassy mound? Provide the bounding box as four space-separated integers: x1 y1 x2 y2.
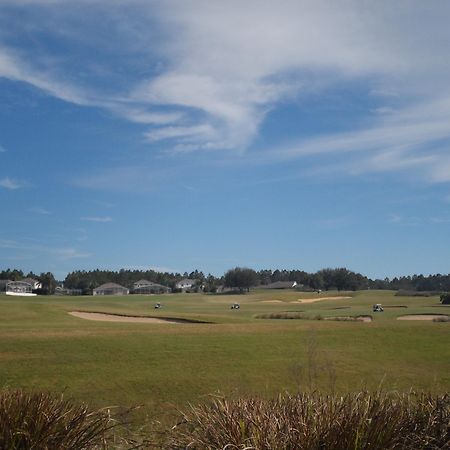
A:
168 391 449 449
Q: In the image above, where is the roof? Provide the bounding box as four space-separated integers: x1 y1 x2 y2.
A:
21 278 40 284
94 282 128 290
133 279 157 286
177 278 196 284
260 281 298 289
133 281 169 290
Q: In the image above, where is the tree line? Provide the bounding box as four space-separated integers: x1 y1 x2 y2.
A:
1 267 450 295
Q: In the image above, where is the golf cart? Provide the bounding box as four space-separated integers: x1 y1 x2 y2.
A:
372 303 384 312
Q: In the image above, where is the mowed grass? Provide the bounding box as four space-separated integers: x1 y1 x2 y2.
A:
0 290 449 427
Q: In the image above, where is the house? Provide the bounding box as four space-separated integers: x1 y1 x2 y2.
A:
54 286 83 296
175 278 197 292
132 279 170 294
93 282 129 296
5 280 37 296
21 278 42 290
260 281 299 289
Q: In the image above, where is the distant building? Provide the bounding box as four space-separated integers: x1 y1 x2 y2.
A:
132 280 170 294
175 278 197 292
93 282 129 296
5 280 37 296
21 278 42 290
54 286 83 296
260 281 299 289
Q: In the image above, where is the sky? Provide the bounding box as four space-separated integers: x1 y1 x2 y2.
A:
1 0 450 281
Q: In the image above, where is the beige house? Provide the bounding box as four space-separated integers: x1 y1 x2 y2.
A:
93 282 129 296
132 280 170 294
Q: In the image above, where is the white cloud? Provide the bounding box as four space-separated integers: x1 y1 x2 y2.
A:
81 216 113 223
0 177 27 190
29 207 51 215
73 166 176 192
0 144 6 152
50 247 91 260
0 1 450 179
254 93 450 182
0 238 90 260
144 124 216 143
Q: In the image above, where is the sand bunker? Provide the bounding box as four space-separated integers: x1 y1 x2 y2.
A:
293 296 352 304
397 314 449 321
69 311 181 324
358 316 373 322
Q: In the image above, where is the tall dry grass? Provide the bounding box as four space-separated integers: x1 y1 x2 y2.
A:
0 389 117 449
168 391 449 449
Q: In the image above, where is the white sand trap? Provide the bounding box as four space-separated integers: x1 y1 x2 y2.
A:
397 314 449 321
359 316 373 322
69 311 179 324
293 296 352 304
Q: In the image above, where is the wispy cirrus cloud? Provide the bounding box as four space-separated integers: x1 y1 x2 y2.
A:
256 94 450 183
28 206 51 215
80 216 113 223
0 238 90 260
73 165 176 192
50 247 91 260
388 214 450 226
0 177 27 190
0 1 450 182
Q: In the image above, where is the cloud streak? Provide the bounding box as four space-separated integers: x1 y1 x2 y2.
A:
81 216 113 223
0 1 450 182
0 177 27 190
29 207 51 215
0 239 90 260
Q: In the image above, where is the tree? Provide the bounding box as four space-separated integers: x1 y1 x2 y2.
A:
38 272 57 295
224 267 259 293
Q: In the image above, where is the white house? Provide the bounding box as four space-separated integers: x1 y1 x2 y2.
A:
260 281 299 289
93 283 129 296
175 278 196 291
21 278 42 290
6 280 37 296
132 279 170 294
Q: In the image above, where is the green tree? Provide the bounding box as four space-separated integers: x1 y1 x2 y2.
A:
38 272 57 295
224 267 259 293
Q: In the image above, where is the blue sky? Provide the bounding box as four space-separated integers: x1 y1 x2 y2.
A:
1 1 450 280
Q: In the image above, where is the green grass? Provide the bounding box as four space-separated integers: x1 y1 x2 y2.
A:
0 290 448 428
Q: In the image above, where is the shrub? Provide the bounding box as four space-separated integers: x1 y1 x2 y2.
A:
168 391 449 449
0 389 116 450
396 290 439 297
255 312 305 320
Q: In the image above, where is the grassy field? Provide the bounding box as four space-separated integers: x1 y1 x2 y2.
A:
0 289 449 429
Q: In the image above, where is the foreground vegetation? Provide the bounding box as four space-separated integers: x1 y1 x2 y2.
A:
0 389 115 449
169 391 449 449
0 289 448 442
1 389 448 449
